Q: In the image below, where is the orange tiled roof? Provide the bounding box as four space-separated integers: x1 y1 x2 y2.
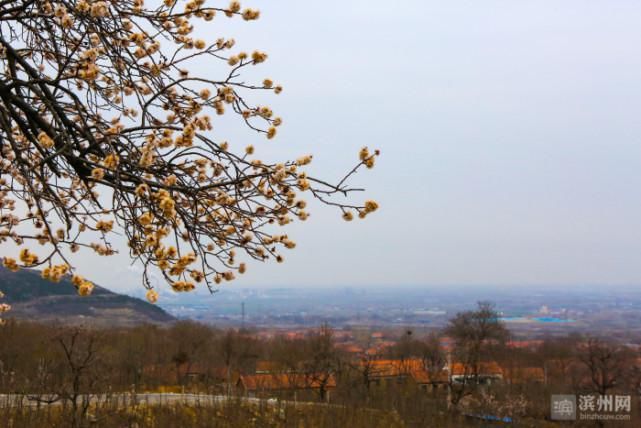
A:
363 359 420 375
450 361 503 376
360 359 446 384
239 373 337 391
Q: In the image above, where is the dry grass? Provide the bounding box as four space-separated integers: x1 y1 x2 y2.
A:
0 397 405 428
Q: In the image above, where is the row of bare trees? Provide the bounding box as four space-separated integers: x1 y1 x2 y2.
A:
1 306 641 425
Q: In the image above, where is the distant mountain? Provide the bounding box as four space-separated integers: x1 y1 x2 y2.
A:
0 266 174 326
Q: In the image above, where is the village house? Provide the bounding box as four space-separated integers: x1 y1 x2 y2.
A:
360 358 448 391
448 362 503 385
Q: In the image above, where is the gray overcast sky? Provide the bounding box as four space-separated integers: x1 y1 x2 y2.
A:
81 1 641 292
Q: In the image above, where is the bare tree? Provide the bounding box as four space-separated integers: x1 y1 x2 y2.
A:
167 320 210 386
217 328 258 394
444 302 509 407
303 324 337 401
537 335 580 387
419 332 445 381
0 0 378 301
55 328 102 428
388 330 445 377
389 330 418 364
577 337 633 396
350 335 382 394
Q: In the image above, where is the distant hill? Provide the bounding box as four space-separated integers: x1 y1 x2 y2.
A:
0 266 174 326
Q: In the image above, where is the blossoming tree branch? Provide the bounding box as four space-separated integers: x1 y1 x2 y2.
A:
0 0 378 306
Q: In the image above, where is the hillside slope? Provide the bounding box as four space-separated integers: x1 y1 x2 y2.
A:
0 266 174 326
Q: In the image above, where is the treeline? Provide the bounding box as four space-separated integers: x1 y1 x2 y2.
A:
1 303 641 427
